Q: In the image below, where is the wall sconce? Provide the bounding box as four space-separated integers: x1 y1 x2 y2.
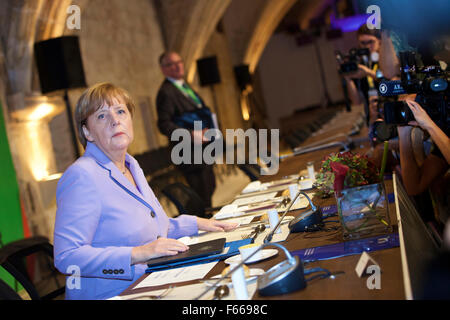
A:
240 85 253 121
10 95 65 182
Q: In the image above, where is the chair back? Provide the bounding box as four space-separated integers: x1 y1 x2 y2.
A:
161 183 208 218
0 278 22 300
0 236 65 300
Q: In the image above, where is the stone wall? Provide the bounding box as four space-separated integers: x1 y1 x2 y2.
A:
68 0 167 155
256 30 357 128
0 0 168 241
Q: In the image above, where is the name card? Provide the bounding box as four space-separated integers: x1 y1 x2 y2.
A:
355 251 380 278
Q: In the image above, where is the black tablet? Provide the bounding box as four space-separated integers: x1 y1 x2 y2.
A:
146 238 226 268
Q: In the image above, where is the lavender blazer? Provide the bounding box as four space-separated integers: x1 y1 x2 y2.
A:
53 142 198 300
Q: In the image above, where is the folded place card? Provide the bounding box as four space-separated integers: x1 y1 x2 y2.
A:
355 251 381 277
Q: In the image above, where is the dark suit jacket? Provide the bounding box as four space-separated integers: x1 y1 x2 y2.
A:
156 79 209 138
156 79 216 172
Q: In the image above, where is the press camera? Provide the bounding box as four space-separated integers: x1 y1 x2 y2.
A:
378 51 449 126
372 51 449 141
335 48 371 75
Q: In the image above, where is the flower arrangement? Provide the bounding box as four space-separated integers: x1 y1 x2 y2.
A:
314 151 380 198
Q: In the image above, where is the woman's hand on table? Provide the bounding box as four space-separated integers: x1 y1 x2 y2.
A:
197 217 239 232
131 237 189 265
131 219 239 264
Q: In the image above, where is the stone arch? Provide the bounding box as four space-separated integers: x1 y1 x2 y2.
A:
243 0 297 73
178 0 232 83
1 0 93 98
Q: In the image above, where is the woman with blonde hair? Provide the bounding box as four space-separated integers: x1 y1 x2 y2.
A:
53 83 236 300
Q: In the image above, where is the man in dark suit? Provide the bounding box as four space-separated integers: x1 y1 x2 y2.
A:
156 51 216 207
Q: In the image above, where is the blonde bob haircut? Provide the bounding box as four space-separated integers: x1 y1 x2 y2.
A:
75 82 135 148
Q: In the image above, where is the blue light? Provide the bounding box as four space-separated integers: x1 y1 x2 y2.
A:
330 14 370 33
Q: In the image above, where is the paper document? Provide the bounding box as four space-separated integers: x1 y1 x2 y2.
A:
241 181 270 194
119 280 258 300
231 192 278 206
133 261 218 289
214 204 245 220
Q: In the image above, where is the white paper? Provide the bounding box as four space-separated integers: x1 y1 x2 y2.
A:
241 181 269 194
231 192 278 206
133 261 218 289
120 280 258 300
214 204 246 220
277 196 309 212
253 218 292 244
299 179 313 190
224 216 255 226
177 236 200 245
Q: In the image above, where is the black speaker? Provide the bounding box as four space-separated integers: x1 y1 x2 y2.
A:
34 36 87 94
196 56 221 86
234 64 252 91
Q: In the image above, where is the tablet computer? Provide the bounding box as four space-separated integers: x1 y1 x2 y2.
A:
146 238 226 268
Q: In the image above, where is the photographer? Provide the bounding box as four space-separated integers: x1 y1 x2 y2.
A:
343 25 381 108
396 101 449 197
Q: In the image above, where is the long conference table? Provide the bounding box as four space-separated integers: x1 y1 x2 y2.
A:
118 106 412 300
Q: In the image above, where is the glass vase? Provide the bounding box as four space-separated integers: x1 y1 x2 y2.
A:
335 183 392 240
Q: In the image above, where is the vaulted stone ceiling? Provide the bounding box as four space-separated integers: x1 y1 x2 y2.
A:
1 0 334 103
153 0 302 79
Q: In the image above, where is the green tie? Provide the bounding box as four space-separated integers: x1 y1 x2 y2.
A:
175 82 202 106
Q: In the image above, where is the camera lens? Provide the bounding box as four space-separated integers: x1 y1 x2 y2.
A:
371 120 398 142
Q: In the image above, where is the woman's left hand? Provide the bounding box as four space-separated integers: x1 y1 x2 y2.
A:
197 217 239 232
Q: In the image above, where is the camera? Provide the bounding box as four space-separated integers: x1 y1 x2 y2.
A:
383 100 414 125
335 48 371 75
378 51 449 130
369 96 402 142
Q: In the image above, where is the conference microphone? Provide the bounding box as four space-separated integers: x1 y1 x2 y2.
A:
263 189 308 243
194 242 306 299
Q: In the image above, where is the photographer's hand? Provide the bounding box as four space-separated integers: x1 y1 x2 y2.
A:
405 100 434 130
344 64 376 80
405 100 450 164
358 64 377 79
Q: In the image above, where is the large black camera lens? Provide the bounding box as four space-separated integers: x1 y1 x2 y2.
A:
356 48 370 56
384 101 415 125
370 120 398 142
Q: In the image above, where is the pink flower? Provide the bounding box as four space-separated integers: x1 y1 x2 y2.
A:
330 161 349 195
